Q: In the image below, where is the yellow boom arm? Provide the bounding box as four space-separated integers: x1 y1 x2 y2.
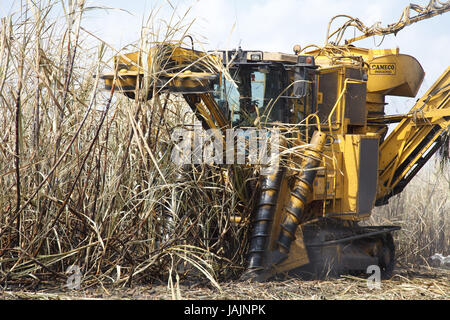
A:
376 67 450 205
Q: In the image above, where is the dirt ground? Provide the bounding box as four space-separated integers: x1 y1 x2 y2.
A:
0 266 448 300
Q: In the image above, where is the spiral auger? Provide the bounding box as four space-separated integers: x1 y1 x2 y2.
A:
268 131 327 268
242 131 327 281
241 167 285 280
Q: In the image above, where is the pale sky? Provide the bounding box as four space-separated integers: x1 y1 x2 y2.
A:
2 0 450 113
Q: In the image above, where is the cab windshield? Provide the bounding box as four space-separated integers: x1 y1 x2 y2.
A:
213 66 288 126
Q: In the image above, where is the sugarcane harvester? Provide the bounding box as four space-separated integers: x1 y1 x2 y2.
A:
102 2 450 280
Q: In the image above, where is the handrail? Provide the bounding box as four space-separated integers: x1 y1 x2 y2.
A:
304 113 322 143
327 78 366 134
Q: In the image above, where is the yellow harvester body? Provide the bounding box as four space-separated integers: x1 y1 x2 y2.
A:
102 9 450 280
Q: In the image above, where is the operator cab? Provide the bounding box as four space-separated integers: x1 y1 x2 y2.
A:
211 48 317 127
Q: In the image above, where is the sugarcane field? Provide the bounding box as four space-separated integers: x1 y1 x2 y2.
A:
0 0 449 303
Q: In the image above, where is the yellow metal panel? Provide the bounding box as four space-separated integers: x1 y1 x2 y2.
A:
367 54 424 97
273 227 309 273
368 48 399 59
312 150 343 200
115 51 141 72
321 134 379 218
341 135 359 213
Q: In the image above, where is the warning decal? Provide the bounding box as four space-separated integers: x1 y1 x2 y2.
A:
369 63 396 75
